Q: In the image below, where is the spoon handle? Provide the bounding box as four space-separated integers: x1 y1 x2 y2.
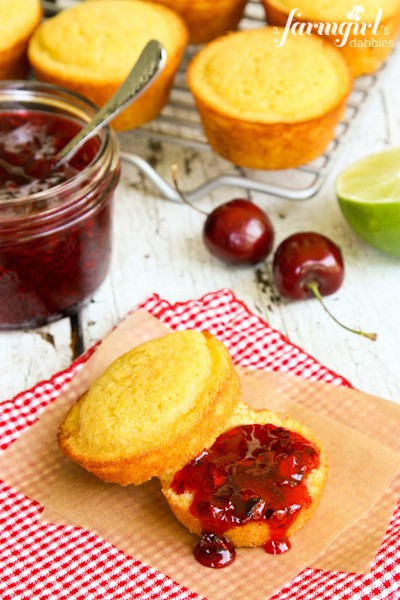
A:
57 39 167 164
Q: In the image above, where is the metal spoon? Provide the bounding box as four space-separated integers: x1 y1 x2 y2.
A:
0 40 166 200
56 39 167 166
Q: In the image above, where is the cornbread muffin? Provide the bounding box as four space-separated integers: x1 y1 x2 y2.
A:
145 0 248 44
28 0 188 130
0 0 42 79
263 0 400 76
58 330 241 485
162 402 328 551
187 28 353 170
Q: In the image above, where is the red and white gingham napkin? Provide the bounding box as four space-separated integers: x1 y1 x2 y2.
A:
0 289 399 600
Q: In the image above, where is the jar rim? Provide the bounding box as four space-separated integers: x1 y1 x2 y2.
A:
0 80 118 211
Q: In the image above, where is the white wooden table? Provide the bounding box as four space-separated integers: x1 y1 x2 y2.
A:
1 10 400 405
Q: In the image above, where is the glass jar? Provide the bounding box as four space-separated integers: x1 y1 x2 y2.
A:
0 81 120 329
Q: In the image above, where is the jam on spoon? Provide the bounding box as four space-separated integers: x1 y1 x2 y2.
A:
0 110 95 200
171 423 320 568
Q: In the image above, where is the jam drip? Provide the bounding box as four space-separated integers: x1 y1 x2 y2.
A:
171 423 320 567
194 532 236 569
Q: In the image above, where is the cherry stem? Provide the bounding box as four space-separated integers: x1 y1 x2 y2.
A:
307 281 377 341
171 163 208 216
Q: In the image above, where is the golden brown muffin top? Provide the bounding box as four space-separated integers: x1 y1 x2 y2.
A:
28 0 188 84
58 330 241 487
188 28 352 124
0 0 42 52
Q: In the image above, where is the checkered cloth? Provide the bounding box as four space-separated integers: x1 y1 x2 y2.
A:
1 289 399 600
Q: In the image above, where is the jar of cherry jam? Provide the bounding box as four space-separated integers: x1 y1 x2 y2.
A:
0 81 120 329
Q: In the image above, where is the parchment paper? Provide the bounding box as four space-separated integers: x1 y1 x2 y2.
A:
0 310 399 600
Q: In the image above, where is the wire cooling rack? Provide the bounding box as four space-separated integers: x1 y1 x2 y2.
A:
43 0 387 202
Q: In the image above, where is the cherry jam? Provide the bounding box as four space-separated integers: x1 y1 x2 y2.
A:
0 111 97 199
171 423 320 568
0 82 120 329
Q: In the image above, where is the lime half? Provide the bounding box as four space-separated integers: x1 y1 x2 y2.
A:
336 148 400 257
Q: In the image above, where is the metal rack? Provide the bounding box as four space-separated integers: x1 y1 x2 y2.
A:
43 0 386 202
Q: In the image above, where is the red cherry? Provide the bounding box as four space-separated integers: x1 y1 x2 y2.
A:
203 199 274 265
272 232 377 341
272 232 344 300
172 165 274 265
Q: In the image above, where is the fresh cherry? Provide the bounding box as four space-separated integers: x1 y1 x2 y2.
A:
273 232 377 341
203 199 274 264
273 232 344 300
172 165 274 265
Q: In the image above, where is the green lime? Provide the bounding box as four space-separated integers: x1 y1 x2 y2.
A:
336 148 400 257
